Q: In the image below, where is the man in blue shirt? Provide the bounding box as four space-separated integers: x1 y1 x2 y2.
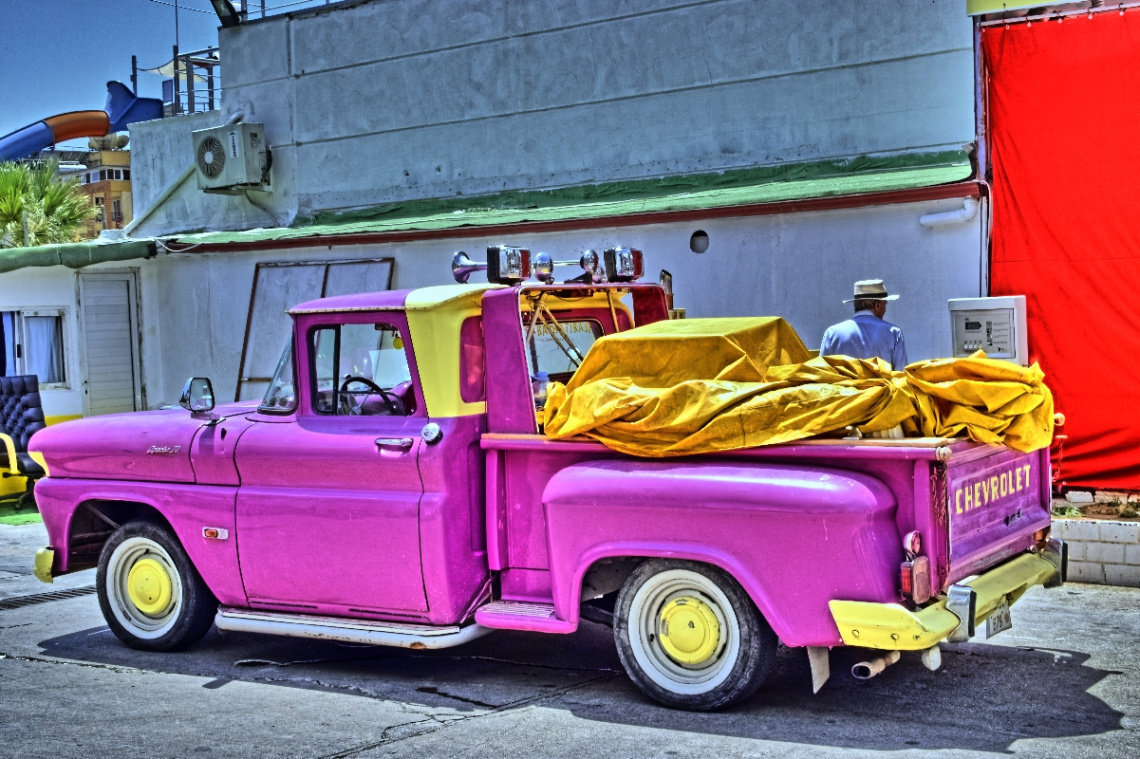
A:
821 279 908 370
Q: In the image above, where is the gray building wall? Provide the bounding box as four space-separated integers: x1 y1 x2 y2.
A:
131 0 975 234
114 0 984 409
129 110 297 234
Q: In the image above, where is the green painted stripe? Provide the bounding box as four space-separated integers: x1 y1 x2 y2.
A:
966 0 1042 16
174 152 972 246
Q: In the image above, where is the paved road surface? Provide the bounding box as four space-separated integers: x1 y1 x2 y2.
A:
2 521 1138 758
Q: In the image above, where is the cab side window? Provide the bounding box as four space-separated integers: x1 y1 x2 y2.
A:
311 322 415 416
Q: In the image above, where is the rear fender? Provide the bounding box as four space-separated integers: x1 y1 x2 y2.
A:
543 460 901 647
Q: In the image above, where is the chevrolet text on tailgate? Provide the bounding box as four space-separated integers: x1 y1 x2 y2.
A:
30 247 1067 711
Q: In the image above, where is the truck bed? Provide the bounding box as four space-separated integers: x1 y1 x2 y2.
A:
481 432 1051 646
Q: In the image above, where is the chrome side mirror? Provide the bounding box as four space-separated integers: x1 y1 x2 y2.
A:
179 377 216 416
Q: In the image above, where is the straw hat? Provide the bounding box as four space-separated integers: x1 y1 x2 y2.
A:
843 279 899 303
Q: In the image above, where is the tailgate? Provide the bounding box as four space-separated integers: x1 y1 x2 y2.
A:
946 446 1051 586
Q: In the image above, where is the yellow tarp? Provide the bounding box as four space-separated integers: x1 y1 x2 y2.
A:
543 317 1054 457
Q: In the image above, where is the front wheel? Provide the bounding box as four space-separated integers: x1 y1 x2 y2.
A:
614 560 776 710
97 520 218 652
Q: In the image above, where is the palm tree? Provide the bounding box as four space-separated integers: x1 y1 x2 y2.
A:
0 160 94 248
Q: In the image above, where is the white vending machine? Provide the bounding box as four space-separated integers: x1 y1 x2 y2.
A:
948 296 1028 366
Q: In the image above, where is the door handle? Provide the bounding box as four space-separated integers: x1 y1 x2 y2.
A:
375 437 414 449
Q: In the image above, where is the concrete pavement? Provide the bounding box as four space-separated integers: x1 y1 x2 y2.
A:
2 520 1138 758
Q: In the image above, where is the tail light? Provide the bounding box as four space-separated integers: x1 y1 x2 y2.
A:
903 530 922 557
901 555 933 604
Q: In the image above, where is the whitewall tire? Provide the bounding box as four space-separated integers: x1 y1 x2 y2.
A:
97 520 217 652
614 559 776 710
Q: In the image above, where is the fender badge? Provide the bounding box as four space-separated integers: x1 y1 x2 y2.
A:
146 445 182 455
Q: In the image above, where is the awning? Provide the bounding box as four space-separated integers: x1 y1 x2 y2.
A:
141 58 212 85
966 1 1046 15
0 239 156 274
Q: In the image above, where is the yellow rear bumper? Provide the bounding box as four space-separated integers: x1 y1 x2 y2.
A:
829 552 1058 650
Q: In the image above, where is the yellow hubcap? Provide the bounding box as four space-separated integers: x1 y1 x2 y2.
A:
658 595 720 665
127 557 174 616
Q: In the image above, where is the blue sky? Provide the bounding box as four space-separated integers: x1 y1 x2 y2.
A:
0 0 330 147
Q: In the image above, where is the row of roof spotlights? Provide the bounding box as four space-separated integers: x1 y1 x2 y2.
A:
452 246 645 285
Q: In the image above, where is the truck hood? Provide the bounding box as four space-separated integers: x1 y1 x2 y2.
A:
30 402 258 483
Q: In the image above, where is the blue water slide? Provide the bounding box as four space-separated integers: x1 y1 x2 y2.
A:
105 81 163 133
0 122 56 162
0 82 163 162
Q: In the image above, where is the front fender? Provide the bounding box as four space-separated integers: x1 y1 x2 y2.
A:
542 460 900 647
34 478 247 607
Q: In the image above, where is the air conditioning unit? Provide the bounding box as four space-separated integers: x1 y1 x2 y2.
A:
191 122 271 193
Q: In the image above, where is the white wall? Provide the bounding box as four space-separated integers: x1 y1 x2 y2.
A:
136 193 982 407
130 0 975 236
0 191 983 414
138 244 400 407
0 267 84 419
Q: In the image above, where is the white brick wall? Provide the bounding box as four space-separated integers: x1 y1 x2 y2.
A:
1052 519 1140 588
1099 522 1140 543
1057 519 1100 541
1085 542 1125 564
1105 565 1140 587
1067 561 1106 583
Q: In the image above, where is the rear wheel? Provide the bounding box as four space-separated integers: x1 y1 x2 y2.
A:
614 559 776 710
97 520 217 651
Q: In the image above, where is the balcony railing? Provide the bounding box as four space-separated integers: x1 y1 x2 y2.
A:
139 46 221 117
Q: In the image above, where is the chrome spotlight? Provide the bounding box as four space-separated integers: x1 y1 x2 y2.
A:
532 252 556 283
579 250 600 276
487 245 530 284
531 250 603 283
603 247 644 282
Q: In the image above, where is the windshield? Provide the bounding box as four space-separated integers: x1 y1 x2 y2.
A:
260 338 296 412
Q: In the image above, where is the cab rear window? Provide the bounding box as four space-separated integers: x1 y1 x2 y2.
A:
526 319 603 380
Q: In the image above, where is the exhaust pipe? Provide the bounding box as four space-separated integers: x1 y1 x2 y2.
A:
851 650 901 680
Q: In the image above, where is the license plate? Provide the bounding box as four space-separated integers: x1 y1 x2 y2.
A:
985 595 1013 638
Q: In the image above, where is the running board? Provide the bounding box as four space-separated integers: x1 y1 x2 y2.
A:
215 607 491 649
474 601 576 633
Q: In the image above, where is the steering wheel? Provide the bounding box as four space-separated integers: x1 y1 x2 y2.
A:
338 376 402 415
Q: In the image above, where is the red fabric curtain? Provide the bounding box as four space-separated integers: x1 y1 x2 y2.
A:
985 13 1140 491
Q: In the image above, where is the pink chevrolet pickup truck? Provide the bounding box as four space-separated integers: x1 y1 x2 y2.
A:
30 248 1066 710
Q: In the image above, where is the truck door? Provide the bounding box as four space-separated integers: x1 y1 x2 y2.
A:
234 316 428 614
